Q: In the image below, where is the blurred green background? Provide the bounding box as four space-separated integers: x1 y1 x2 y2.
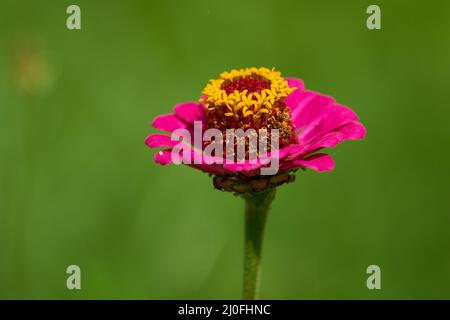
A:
1 0 450 299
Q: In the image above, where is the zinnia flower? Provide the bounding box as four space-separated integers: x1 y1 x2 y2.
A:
145 67 366 299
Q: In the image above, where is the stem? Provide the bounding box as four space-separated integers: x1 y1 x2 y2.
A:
242 188 276 300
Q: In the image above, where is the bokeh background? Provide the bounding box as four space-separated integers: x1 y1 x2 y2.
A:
1 0 450 299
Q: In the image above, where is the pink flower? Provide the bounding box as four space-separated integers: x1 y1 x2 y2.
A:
145 67 366 192
145 68 367 298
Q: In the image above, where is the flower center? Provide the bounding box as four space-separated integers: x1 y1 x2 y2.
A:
201 67 297 148
221 77 271 95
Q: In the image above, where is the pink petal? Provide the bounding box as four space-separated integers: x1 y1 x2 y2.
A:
151 141 230 175
153 140 227 171
291 91 336 130
275 144 303 159
222 147 301 173
174 102 206 124
300 103 359 143
286 90 318 115
300 117 365 151
152 114 187 132
292 154 335 172
337 121 366 140
154 149 173 165
223 161 265 173
303 132 346 153
286 86 315 114
221 144 308 174
288 121 366 159
288 90 359 145
145 134 178 148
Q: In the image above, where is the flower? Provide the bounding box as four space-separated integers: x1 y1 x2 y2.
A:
145 67 366 193
145 67 367 299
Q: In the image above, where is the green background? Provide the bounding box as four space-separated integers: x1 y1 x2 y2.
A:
1 0 449 299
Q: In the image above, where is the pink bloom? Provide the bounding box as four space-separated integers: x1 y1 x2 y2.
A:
145 67 365 191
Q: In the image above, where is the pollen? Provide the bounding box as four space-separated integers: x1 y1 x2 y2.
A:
201 67 297 147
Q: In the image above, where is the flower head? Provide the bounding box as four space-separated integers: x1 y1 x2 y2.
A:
145 67 366 193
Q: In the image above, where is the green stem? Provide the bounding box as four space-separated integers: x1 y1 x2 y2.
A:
242 188 276 300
